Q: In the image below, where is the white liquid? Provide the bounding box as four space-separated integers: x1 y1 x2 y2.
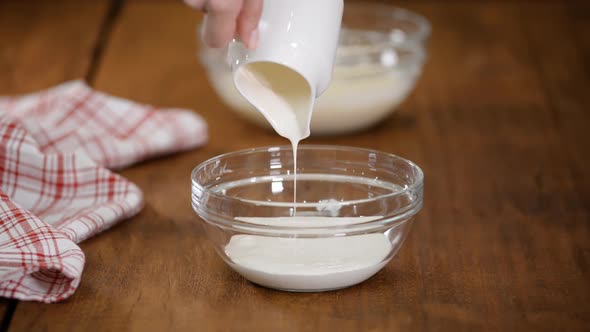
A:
234 62 314 214
226 217 392 291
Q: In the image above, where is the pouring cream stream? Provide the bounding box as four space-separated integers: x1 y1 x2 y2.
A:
233 62 314 213
228 0 343 214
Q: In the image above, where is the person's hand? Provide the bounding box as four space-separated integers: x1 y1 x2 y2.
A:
184 0 262 49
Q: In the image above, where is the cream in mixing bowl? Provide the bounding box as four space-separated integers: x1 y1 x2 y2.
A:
212 64 416 135
226 216 392 291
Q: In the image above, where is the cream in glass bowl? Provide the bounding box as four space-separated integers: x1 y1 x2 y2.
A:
198 3 430 135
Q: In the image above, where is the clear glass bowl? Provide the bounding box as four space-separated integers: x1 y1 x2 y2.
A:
191 145 424 291
198 3 430 135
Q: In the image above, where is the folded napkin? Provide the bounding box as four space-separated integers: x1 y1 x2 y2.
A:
0 81 207 302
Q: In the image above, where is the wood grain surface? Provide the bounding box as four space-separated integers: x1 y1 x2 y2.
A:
0 0 111 93
1 1 589 331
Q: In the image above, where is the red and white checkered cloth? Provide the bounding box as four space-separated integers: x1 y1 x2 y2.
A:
0 80 207 303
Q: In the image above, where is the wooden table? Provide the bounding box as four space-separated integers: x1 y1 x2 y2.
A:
1 0 589 331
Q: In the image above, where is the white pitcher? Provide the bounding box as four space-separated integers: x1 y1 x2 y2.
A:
228 0 343 141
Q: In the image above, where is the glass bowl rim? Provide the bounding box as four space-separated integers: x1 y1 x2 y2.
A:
191 145 424 235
